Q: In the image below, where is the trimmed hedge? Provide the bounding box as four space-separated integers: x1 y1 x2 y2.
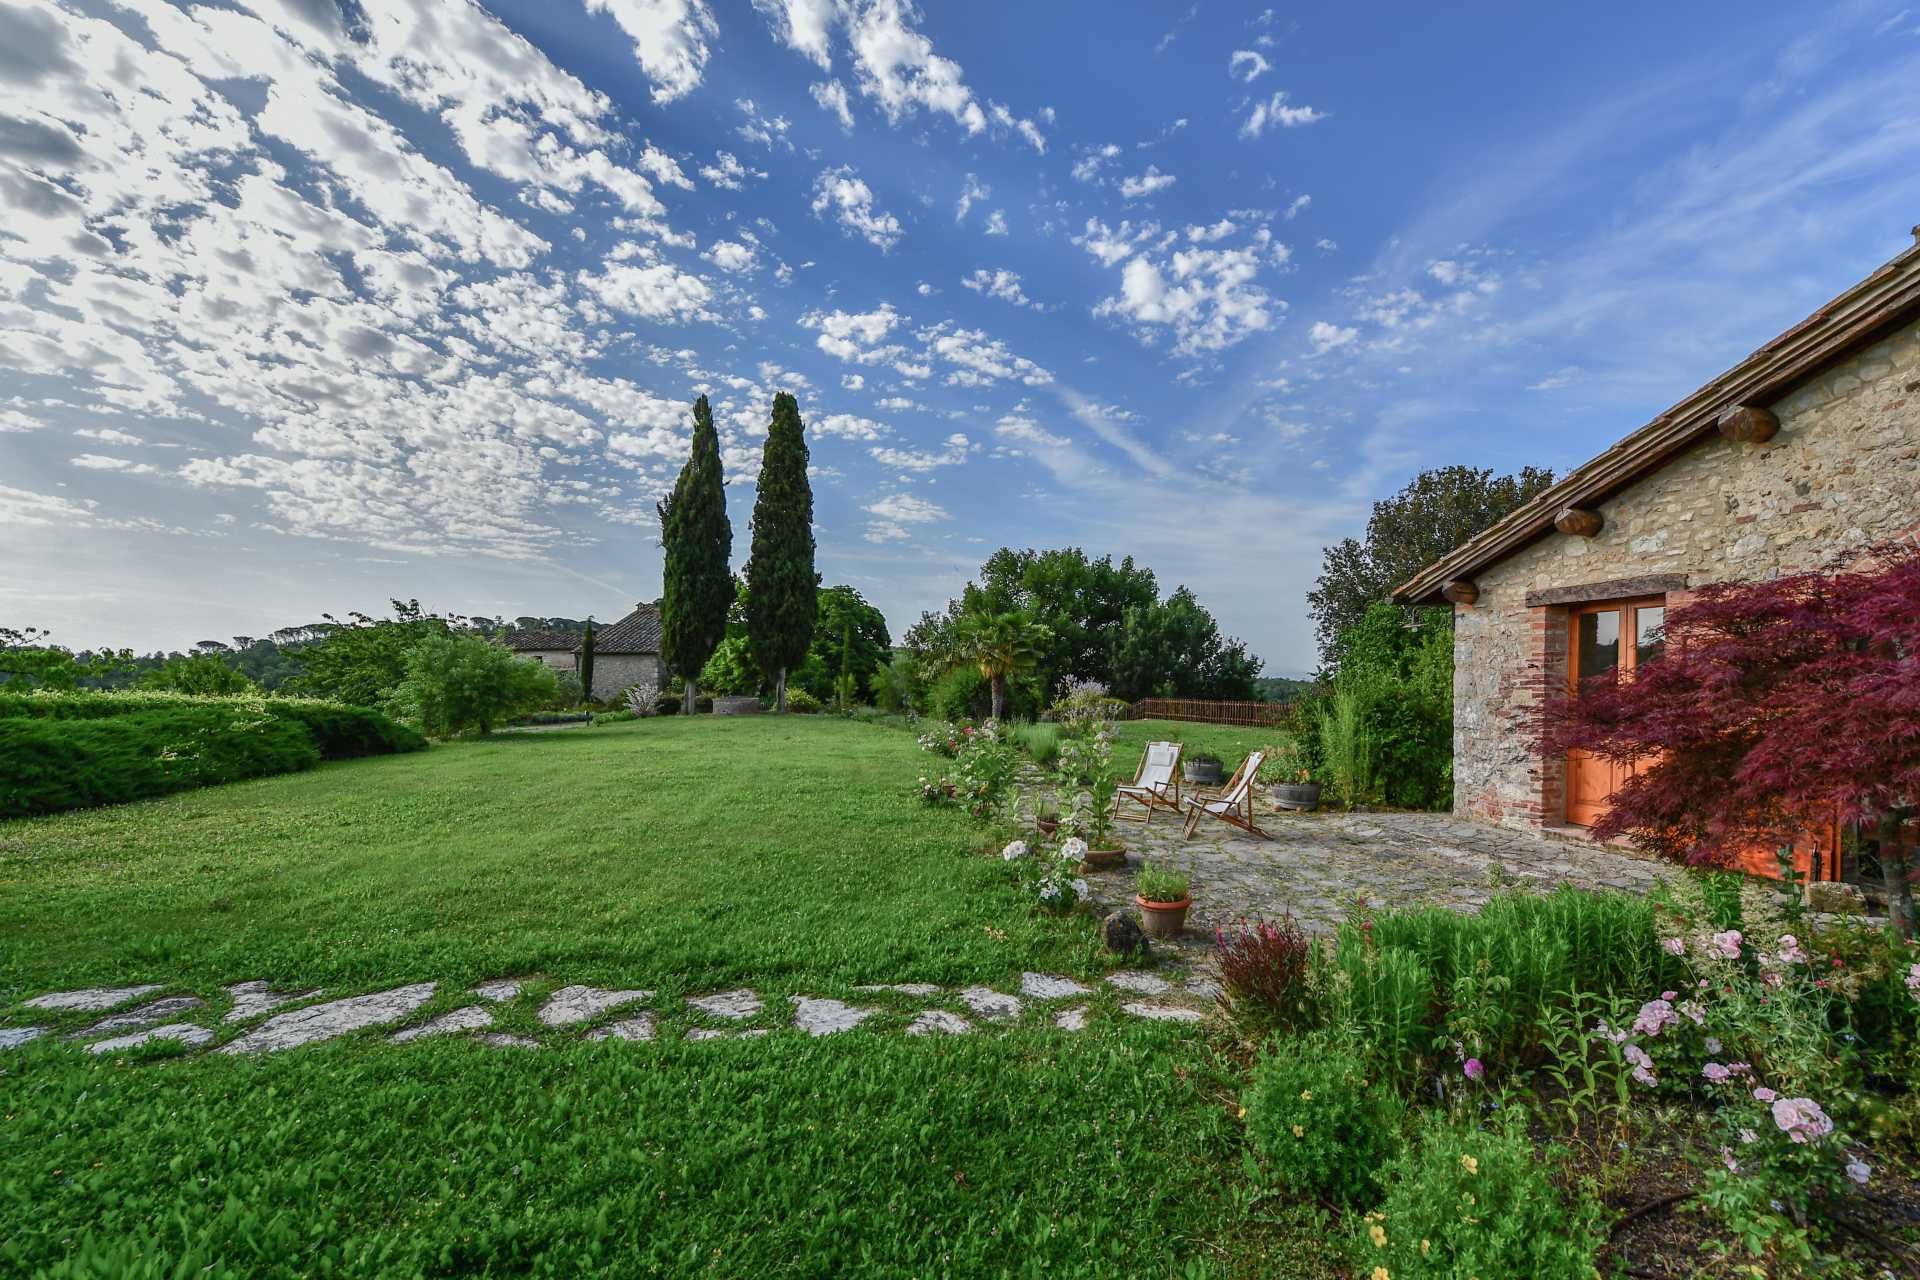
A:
0 691 425 818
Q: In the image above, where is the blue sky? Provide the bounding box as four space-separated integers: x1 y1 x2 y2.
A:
2 0 1918 675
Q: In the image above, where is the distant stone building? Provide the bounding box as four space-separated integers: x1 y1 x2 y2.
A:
1395 230 1920 881
502 602 665 704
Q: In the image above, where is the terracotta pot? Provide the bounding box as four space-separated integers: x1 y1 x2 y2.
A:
1081 846 1126 870
1035 817 1060 837
1183 761 1224 786
1271 782 1322 812
1135 894 1191 939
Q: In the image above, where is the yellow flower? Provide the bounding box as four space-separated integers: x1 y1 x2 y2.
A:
1237 1106 1246 1119
1369 1223 1387 1248
1371 1268 1390 1280
1420 1240 1431 1257
1291 1124 1304 1137
1300 1090 1313 1101
1460 1155 1479 1175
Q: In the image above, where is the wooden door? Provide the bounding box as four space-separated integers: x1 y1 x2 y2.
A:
1566 598 1666 828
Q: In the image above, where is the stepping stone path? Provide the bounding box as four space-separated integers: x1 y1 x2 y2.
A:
219 983 438 1054
3 972 1214 1056
790 996 878 1036
392 1006 495 1043
71 996 205 1040
687 989 761 1020
225 980 320 1023
90 1024 214 1054
907 1009 972 1036
538 985 652 1027
588 1014 657 1042
25 985 163 1012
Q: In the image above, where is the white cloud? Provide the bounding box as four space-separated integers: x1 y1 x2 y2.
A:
841 373 866 390
811 165 904 250
700 151 766 189
71 454 157 474
585 0 719 104
74 426 144 445
814 413 892 440
1229 50 1271 82
1241 91 1328 138
735 98 794 148
703 240 758 272
1308 321 1358 355
955 173 990 223
864 490 947 542
870 432 972 472
811 78 855 128
1285 194 1311 219
1119 166 1177 200
918 322 1053 387
1072 142 1121 183
962 268 1034 307
983 210 1009 236
1078 221 1282 356
751 0 840 69
801 303 903 361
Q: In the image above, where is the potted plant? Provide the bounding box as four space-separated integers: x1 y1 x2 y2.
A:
1033 793 1061 837
1183 750 1224 787
1261 741 1322 812
1134 861 1191 938
1057 721 1125 867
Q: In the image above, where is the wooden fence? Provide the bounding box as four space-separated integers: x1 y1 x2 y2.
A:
1126 698 1292 727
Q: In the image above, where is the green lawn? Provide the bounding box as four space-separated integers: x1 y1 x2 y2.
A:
1112 717 1289 769
0 716 1319 1278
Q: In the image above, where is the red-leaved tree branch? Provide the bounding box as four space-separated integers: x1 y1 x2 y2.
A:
1534 544 1920 934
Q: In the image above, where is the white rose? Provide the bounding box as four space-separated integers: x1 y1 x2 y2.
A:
1001 840 1029 861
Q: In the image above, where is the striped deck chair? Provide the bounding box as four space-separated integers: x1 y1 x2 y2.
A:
1114 741 1182 825
1180 749 1270 840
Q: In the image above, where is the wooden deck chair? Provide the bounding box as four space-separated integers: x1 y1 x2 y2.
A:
1114 741 1183 825
1181 749 1270 840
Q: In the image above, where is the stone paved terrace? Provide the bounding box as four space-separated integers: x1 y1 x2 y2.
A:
1076 803 1672 965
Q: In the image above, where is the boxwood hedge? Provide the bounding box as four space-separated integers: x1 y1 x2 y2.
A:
0 692 425 818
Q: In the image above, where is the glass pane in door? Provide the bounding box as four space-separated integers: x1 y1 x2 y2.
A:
1635 606 1666 666
1577 610 1620 680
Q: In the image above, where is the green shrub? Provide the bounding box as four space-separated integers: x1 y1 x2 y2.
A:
1245 1031 1403 1205
386 632 558 737
0 707 321 818
784 688 823 713
267 701 427 758
1356 1116 1601 1280
930 664 989 722
1331 943 1433 1085
0 690 425 758
594 709 638 725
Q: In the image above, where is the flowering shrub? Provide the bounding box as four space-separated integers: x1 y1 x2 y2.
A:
951 719 1021 819
1215 915 1316 1028
1054 718 1121 847
913 774 956 806
1048 678 1129 725
1244 1031 1401 1205
1007 835 1088 912
1355 1116 1601 1280
915 721 965 757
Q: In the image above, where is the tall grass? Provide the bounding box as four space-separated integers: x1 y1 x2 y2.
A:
1316 681 1374 808
1009 720 1062 767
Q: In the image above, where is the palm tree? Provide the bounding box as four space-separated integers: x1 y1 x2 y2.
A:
946 610 1050 721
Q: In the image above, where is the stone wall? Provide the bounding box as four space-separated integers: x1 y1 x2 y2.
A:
1455 317 1920 831
591 653 662 704
522 649 576 672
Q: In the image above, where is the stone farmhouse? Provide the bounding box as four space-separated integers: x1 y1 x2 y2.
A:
1396 228 1920 883
502 602 666 704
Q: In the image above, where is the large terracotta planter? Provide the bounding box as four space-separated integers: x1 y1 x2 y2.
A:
1270 782 1322 812
1082 846 1126 870
1135 894 1191 939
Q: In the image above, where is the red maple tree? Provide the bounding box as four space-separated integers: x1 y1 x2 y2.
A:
1539 543 1920 933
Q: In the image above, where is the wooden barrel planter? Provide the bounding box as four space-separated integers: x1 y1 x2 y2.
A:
1270 783 1322 812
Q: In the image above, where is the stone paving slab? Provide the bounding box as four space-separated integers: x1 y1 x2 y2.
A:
225 981 321 1023
25 985 163 1013
1074 803 1672 967
72 996 205 1040
538 985 653 1027
392 1006 495 1043
90 1023 215 1054
219 983 438 1054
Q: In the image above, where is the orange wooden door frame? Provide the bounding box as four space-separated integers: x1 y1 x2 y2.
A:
1565 596 1668 828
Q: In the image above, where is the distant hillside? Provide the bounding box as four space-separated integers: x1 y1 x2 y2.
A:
1254 676 1315 703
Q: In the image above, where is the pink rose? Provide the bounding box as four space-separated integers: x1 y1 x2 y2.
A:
1771 1097 1833 1145
1463 1057 1484 1081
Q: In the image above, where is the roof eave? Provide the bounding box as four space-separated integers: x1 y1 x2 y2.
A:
1391 239 1920 606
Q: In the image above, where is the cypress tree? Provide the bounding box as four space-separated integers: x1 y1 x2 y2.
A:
658 395 733 713
744 392 817 712
578 618 595 705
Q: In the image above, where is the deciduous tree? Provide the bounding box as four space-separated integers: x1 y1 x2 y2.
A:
1309 464 1555 667
1541 547 1920 936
